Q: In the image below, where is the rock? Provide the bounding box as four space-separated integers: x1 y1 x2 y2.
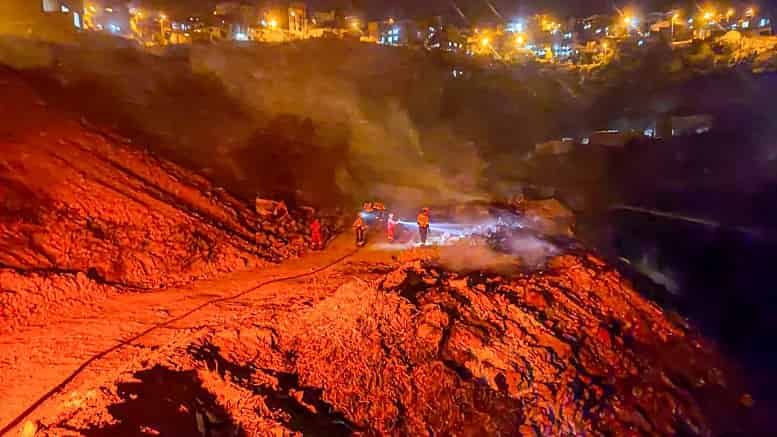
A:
255 198 288 218
381 268 409 290
20 421 37 437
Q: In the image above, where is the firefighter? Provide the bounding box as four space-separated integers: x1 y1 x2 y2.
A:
310 217 323 250
417 208 430 245
353 213 368 246
387 213 399 242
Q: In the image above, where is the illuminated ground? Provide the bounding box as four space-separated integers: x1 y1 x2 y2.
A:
1 235 764 436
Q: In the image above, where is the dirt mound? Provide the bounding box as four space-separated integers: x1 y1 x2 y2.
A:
43 253 758 436
0 72 312 335
274 256 746 435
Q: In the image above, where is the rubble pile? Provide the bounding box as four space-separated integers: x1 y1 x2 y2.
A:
51 253 753 435
0 75 314 334
274 256 745 435
51 254 749 436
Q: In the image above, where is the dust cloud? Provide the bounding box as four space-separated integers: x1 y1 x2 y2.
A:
1 37 521 208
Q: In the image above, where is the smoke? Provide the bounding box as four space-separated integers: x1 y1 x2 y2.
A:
409 208 561 273
0 36 503 207
506 233 560 268
188 41 488 206
436 231 559 274
437 242 518 274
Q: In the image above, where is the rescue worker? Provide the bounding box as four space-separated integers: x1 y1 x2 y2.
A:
353 213 368 246
387 213 399 242
417 208 430 245
310 217 323 250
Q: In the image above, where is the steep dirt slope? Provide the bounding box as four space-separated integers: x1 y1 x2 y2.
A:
0 70 310 335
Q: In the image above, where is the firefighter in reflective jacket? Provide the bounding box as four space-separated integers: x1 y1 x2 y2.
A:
387 213 399 242
353 214 368 246
417 208 430 245
310 218 323 250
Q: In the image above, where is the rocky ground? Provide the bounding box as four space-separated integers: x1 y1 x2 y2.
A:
17 241 762 436
0 70 319 336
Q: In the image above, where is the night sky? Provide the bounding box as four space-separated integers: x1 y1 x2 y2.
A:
138 1 771 22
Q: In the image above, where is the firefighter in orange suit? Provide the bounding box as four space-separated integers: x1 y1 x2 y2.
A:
417 208 430 245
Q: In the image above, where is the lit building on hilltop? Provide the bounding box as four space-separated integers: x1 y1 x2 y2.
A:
376 18 436 48
0 0 84 40
288 2 308 38
82 1 130 36
213 1 260 41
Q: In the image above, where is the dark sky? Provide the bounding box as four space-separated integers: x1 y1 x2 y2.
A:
138 0 623 16
137 1 774 22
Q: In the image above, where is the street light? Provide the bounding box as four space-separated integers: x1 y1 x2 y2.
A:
515 35 525 46
671 13 679 40
269 18 278 29
480 37 490 47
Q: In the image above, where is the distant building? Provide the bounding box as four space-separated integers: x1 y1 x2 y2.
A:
213 2 260 41
312 10 336 27
83 1 130 37
288 2 308 38
378 19 421 47
577 14 613 43
435 25 468 52
0 0 84 40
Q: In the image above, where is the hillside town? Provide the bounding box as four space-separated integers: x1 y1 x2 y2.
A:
2 1 774 65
